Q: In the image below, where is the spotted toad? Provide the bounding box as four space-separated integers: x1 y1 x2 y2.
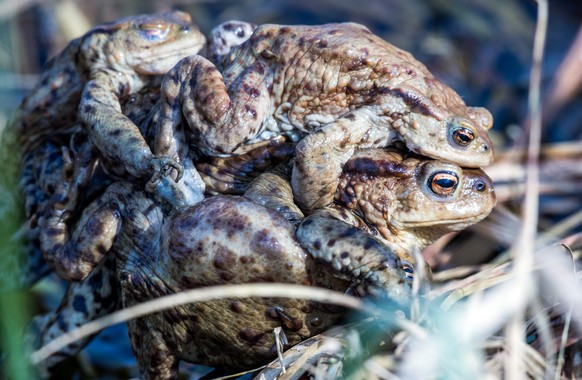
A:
152 22 494 212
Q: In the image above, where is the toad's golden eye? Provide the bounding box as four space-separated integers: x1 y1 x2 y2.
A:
429 172 458 196
138 22 169 40
452 126 475 147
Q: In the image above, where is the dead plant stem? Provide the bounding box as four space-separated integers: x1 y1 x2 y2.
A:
506 0 548 378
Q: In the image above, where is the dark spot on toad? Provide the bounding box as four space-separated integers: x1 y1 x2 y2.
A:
82 104 95 115
265 307 280 319
246 87 260 98
310 316 322 327
239 327 265 343
72 295 88 315
95 243 108 256
230 301 245 313
250 229 282 258
244 105 257 118
364 239 375 250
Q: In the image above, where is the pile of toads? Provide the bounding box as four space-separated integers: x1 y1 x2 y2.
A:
15 10 497 379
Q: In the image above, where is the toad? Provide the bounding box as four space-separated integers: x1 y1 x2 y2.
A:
17 11 206 216
37 182 397 378
36 149 494 379
151 21 494 212
297 148 496 271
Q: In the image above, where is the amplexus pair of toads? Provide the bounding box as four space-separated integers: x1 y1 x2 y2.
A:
19 12 497 380
150 20 494 213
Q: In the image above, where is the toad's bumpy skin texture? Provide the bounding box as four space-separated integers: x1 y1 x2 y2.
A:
15 13 205 287
35 145 495 378
297 148 496 285
153 22 494 212
18 11 204 157
17 11 206 221
38 178 381 378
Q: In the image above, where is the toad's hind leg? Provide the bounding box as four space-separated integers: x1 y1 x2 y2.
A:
154 55 231 160
127 319 178 380
25 256 120 374
154 55 272 158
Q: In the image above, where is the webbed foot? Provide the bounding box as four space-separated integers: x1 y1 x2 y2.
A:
146 156 206 211
48 135 96 220
146 156 184 185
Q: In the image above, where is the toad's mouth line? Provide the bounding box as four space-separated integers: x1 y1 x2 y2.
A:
399 213 489 228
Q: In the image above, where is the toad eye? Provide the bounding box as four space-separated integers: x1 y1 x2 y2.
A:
451 126 475 147
137 21 170 40
402 261 414 281
429 172 458 196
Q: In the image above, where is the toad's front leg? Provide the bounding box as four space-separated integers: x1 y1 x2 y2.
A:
296 208 412 304
79 79 182 182
291 108 397 213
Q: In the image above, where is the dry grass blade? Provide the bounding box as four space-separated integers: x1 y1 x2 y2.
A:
31 283 380 365
543 23 582 124
505 0 547 376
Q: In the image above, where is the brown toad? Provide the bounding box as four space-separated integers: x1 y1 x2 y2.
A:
298 148 497 270
37 149 494 379
36 159 413 378
38 183 404 378
152 22 494 212
18 11 205 206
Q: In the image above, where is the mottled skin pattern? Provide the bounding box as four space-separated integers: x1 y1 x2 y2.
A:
18 11 204 155
38 179 397 378
17 11 205 222
17 81 295 288
16 84 165 287
153 22 494 213
197 138 296 195
75 11 205 185
25 256 120 376
34 147 495 377
298 148 497 271
25 140 299 374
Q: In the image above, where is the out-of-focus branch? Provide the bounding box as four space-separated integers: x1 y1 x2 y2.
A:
0 0 42 22
543 23 582 124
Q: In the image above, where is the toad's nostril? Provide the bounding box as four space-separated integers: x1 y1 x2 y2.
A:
482 144 489 152
475 181 486 192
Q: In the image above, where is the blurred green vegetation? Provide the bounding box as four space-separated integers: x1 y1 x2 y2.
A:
0 118 35 379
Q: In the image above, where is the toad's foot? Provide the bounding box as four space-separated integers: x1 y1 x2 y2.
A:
147 156 184 184
46 134 96 222
145 156 204 210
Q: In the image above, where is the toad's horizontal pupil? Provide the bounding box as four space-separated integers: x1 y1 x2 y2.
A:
459 132 471 141
435 178 455 188
455 128 474 142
